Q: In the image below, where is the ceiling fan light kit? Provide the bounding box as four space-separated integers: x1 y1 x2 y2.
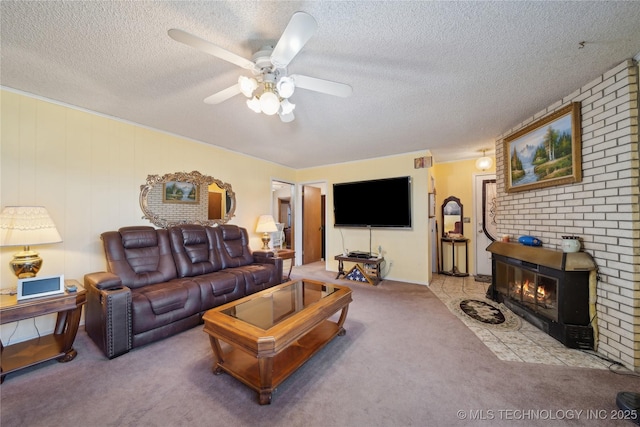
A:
247 97 262 113
168 11 352 123
279 112 295 123
238 73 296 116
258 86 280 116
280 99 295 115
277 76 295 98
238 75 258 97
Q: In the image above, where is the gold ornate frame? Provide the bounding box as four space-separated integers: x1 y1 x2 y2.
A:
140 171 236 228
504 102 582 193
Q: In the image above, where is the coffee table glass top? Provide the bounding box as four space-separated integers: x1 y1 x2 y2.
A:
220 280 339 329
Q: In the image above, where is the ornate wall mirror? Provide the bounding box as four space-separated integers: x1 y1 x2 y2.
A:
139 171 236 228
442 196 463 237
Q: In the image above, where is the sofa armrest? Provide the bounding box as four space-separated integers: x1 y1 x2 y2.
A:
84 272 132 359
85 271 123 291
253 250 275 260
253 252 284 283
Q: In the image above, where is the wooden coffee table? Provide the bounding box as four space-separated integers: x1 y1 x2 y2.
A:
202 278 352 404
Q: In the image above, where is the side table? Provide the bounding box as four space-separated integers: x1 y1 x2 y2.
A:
0 279 86 382
273 249 295 280
334 254 385 285
440 237 469 277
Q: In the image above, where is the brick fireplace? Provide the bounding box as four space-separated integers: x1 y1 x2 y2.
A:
493 59 639 371
487 242 597 349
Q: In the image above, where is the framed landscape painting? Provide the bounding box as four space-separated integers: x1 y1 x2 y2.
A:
504 103 582 193
163 181 200 204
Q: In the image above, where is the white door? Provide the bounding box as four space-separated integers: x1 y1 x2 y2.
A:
474 174 497 276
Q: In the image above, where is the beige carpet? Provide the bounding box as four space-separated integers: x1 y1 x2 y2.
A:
1 262 638 427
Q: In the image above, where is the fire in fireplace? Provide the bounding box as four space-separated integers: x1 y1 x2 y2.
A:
487 241 597 349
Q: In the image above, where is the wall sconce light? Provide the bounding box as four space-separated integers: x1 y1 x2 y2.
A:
0 206 62 278
255 214 278 250
475 149 494 171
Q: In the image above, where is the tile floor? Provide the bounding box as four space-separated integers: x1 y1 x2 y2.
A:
429 273 611 370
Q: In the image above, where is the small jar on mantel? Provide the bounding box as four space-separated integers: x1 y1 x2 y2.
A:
561 236 581 253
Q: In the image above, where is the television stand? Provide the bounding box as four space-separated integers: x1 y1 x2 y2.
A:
335 254 385 285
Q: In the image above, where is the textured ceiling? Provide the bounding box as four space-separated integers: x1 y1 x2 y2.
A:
2 1 639 168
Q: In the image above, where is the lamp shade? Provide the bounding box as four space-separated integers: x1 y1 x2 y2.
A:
276 77 295 98
256 215 278 233
259 92 280 116
0 206 62 247
280 99 296 115
247 96 262 113
279 110 295 123
238 75 258 98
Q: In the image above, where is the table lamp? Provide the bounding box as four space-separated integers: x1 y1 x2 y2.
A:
255 214 278 250
0 206 62 278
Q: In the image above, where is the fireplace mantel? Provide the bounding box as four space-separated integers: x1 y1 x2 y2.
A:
487 241 596 272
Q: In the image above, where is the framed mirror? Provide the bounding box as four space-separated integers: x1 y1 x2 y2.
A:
140 171 236 228
442 196 463 237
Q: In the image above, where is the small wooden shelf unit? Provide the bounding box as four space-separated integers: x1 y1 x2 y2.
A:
334 254 385 285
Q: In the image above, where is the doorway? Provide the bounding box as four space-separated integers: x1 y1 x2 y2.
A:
302 184 324 264
277 198 292 249
271 180 294 250
473 174 497 276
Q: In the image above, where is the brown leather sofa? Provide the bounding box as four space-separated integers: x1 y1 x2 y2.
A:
84 224 283 359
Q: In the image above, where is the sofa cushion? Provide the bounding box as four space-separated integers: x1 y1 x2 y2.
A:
192 271 244 311
102 227 177 289
169 224 222 277
229 264 281 295
130 279 201 334
145 285 189 315
121 227 158 249
216 225 254 268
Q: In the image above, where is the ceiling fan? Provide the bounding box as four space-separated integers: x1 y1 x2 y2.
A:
168 11 352 123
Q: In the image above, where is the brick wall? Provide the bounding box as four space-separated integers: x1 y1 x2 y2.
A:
147 184 208 224
495 59 639 371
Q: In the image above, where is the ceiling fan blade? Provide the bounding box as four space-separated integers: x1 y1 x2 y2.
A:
271 12 317 68
203 84 242 105
168 29 257 72
290 74 353 98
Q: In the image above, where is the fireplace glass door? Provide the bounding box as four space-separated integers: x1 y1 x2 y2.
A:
496 261 559 322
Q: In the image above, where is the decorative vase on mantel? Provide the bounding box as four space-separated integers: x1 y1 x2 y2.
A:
561 236 581 253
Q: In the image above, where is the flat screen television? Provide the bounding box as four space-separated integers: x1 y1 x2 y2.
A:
333 176 412 228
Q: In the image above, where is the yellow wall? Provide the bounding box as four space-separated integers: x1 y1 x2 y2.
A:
0 90 298 341
433 158 496 273
0 90 437 343
298 153 432 284
0 90 474 292
0 90 493 344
